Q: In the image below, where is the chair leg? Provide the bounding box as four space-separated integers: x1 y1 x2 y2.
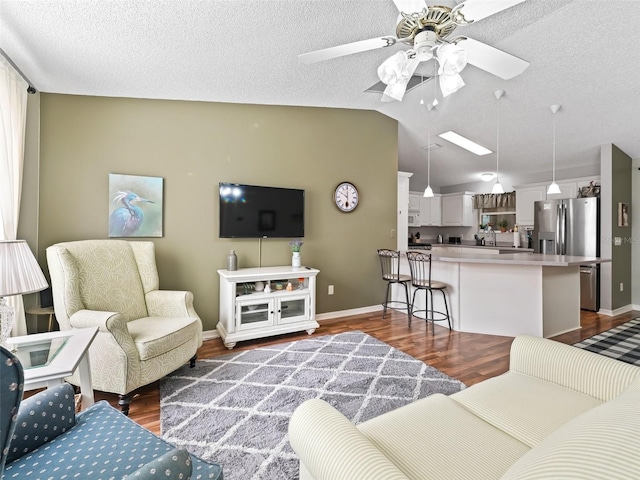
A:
382 282 391 318
118 393 134 416
428 289 435 335
403 282 411 324
441 290 452 330
410 287 419 327
189 354 197 368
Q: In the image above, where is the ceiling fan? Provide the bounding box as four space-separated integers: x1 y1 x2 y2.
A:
299 0 530 102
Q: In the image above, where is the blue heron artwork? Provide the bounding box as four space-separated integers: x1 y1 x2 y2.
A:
108 174 163 237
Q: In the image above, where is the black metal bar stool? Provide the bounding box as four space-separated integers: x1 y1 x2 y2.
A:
406 251 451 334
377 249 411 323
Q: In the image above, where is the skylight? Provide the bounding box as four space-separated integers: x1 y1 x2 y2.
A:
438 131 492 156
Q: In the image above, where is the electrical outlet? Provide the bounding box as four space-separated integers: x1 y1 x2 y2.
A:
390 229 396 238
328 285 334 295
620 283 624 292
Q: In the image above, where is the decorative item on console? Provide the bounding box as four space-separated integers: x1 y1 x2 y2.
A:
289 238 303 268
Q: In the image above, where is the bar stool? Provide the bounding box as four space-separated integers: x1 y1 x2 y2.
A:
377 249 411 323
406 251 451 334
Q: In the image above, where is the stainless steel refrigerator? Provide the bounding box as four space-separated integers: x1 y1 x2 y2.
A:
533 197 600 311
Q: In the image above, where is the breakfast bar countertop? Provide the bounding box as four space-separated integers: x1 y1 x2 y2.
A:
408 250 611 267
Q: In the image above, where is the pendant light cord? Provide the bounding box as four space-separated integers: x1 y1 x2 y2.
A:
496 96 500 183
552 112 556 183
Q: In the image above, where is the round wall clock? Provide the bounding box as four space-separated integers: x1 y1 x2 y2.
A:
334 181 359 212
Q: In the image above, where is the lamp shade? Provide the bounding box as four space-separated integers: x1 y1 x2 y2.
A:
437 43 468 76
0 240 48 297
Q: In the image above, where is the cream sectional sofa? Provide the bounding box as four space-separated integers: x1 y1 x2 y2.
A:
289 335 640 479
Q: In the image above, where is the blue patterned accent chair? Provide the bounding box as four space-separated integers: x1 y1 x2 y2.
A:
46 239 204 415
1 346 223 480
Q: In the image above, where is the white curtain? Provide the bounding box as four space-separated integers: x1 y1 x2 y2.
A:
0 55 29 336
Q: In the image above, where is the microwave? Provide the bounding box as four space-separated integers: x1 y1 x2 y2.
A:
408 212 420 226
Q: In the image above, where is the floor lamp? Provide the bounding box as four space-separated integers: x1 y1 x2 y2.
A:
0 240 49 346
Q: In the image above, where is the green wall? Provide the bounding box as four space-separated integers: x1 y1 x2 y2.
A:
35 94 398 331
609 144 632 308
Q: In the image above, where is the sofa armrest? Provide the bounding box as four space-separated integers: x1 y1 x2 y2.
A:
6 383 76 463
124 447 192 479
289 399 409 480
145 290 198 319
509 335 640 401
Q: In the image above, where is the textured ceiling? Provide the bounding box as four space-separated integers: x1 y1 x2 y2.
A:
1 0 639 190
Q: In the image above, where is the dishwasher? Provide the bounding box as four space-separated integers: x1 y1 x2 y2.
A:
580 264 599 311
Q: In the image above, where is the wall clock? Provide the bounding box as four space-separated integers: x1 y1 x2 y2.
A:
334 181 359 213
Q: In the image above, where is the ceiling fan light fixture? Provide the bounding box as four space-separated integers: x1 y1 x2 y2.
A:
437 43 468 76
377 51 407 85
439 72 465 97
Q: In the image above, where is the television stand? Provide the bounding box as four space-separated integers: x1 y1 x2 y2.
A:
216 266 319 349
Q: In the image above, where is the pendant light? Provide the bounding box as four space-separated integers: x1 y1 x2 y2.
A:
424 64 437 197
547 104 562 195
491 89 505 194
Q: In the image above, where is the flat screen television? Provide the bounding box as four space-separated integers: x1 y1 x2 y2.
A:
219 182 305 238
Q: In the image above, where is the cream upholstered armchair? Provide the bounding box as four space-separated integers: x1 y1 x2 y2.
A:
46 239 203 415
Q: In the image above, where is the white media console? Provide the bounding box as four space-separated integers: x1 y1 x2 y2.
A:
217 266 319 349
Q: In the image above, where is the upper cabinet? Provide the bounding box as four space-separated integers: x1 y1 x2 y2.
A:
441 193 474 226
419 195 442 226
408 193 421 211
397 172 413 251
516 186 546 226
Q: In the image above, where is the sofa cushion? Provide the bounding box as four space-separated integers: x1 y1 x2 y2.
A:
451 371 602 448
357 393 531 480
127 316 200 361
500 377 640 479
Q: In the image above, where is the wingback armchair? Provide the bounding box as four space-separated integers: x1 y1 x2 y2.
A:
46 239 203 414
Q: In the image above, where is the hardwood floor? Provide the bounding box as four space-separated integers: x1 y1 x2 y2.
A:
95 308 639 435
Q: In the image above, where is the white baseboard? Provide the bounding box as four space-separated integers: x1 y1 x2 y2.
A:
316 305 382 322
202 330 220 341
597 304 634 317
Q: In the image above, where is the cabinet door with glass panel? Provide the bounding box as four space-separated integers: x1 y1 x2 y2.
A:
277 293 310 325
235 296 274 331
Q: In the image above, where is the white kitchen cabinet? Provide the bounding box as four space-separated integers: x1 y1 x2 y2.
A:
419 194 441 226
546 181 578 200
217 266 319 349
441 193 474 226
516 186 546 226
408 193 421 211
397 172 413 251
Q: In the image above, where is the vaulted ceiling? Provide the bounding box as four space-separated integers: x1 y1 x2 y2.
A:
2 0 639 190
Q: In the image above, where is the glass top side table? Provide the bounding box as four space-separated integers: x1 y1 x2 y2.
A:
6 327 98 409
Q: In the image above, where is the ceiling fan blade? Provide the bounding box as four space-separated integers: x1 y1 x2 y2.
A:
299 36 398 64
391 0 426 14
456 0 526 23
457 37 529 79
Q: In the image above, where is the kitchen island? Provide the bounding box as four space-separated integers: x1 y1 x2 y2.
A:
395 251 609 338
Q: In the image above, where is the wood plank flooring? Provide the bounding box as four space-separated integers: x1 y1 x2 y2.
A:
94 308 639 435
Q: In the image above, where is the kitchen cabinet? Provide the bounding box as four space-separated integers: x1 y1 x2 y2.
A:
397 172 413 251
409 193 421 211
516 186 546 226
419 194 441 226
441 193 474 226
217 266 319 349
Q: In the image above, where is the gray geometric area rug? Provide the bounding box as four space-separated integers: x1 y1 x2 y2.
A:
160 330 465 480
574 318 640 366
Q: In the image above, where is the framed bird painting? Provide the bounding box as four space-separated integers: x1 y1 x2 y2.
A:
108 173 163 237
